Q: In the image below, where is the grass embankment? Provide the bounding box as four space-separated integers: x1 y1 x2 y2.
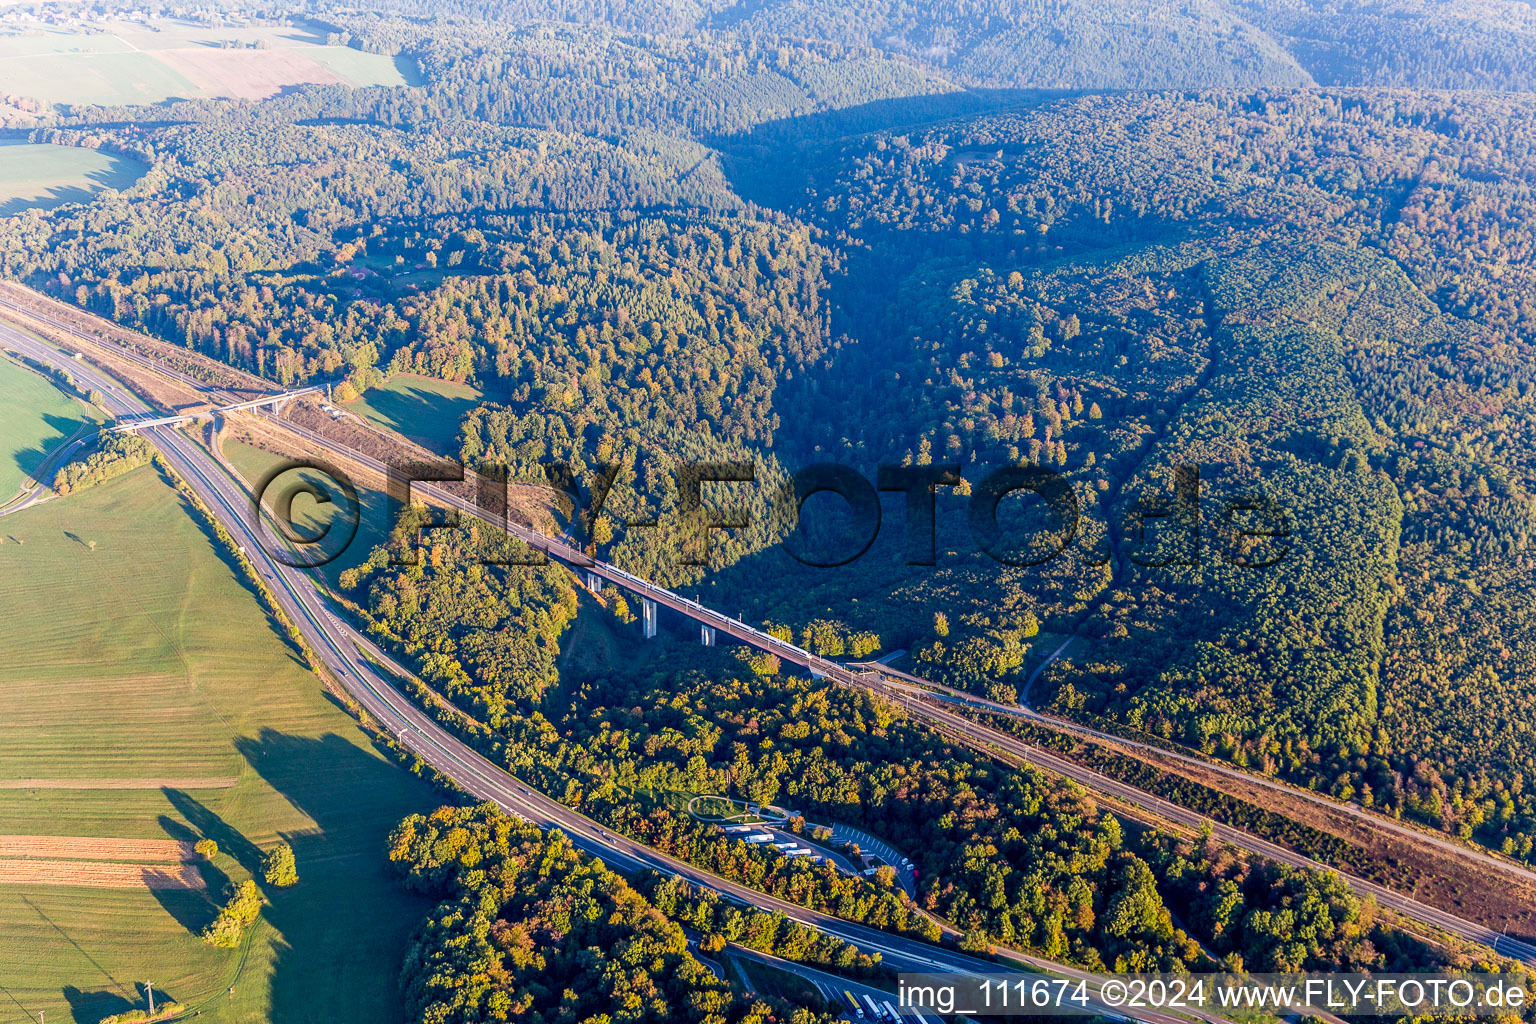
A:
220 440 389 588
0 353 93 500
344 375 481 456
0 463 437 1024
730 954 830 1007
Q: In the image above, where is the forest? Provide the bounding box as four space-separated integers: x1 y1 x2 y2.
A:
388 803 835 1024
6 0 1536 1013
9 0 1536 870
716 89 1536 855
343 505 1496 979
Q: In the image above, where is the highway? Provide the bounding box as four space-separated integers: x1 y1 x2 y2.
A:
0 314 1250 1024
3 293 1533 973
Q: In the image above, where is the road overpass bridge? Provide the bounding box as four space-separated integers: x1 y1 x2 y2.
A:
109 385 325 433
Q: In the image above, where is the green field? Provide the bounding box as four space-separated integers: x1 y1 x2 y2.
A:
221 440 389 586
0 22 319 56
0 465 437 1024
0 33 128 59
0 23 322 60
308 45 418 87
0 142 146 216
0 354 91 499
346 375 481 455
0 49 202 107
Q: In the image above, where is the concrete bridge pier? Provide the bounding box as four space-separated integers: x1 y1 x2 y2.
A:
642 598 658 639
700 625 716 647
584 570 604 593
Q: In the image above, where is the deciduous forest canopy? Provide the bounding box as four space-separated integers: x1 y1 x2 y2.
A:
6 0 1536 1016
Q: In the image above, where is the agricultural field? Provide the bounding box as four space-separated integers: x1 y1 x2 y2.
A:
0 49 199 107
344 375 482 456
0 18 408 107
0 463 437 1024
0 142 145 215
0 353 90 500
307 43 420 87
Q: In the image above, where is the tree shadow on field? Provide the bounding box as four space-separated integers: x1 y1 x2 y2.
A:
146 865 228 937
59 982 184 1024
7 412 83 483
162 788 264 876
351 378 477 455
231 728 437 1024
61 985 133 1024
151 813 231 935
0 186 95 217
157 817 198 843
